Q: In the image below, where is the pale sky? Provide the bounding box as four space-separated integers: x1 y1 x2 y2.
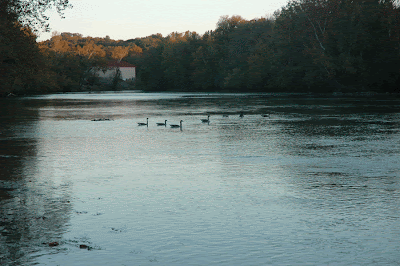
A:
37 0 289 41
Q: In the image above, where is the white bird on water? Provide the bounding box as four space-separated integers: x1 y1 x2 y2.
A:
201 115 210 123
156 120 167 126
170 120 183 128
138 118 148 126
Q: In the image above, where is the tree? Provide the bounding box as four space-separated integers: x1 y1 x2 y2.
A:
75 40 107 89
160 31 202 90
37 33 110 92
0 0 72 96
76 40 106 59
271 0 400 92
191 40 220 91
111 68 122 90
135 45 165 91
0 21 45 96
215 15 247 38
110 46 130 62
2 0 71 32
128 44 143 56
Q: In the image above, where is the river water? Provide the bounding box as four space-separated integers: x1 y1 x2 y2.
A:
0 92 399 265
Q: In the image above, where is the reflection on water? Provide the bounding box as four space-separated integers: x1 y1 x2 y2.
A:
1 92 399 265
0 101 73 265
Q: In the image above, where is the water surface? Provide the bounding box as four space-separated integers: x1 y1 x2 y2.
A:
1 92 399 265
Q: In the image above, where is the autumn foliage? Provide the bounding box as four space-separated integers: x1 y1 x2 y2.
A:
2 0 400 96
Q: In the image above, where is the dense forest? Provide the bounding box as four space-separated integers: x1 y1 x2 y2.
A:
2 0 400 97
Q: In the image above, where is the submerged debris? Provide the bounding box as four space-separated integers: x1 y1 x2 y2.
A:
91 118 112 121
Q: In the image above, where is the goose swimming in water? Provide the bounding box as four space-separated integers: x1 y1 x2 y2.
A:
156 120 167 126
138 118 148 126
170 120 183 128
201 115 210 123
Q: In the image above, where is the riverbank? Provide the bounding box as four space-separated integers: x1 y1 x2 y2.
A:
2 89 399 99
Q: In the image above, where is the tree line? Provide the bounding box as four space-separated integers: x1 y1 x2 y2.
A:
132 0 400 93
2 0 400 97
1 0 69 96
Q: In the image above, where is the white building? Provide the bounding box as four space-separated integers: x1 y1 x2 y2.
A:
97 61 136 81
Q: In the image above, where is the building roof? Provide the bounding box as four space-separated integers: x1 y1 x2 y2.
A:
107 60 136 68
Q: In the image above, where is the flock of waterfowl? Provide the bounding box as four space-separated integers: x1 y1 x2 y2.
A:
136 113 269 128
91 113 269 128
137 117 184 128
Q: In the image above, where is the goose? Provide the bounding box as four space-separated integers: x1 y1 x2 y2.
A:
222 114 229 117
170 120 183 128
201 115 210 123
138 118 148 126
261 114 269 117
156 120 167 126
239 112 244 118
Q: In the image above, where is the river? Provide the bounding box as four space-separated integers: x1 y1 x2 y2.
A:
0 92 399 265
